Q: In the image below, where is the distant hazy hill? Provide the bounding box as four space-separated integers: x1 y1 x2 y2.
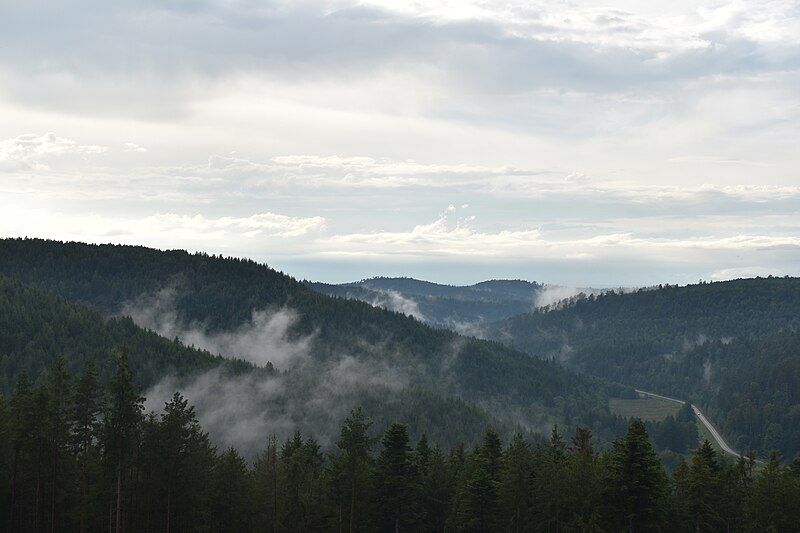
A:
0 238 626 453
484 278 800 457
307 277 546 334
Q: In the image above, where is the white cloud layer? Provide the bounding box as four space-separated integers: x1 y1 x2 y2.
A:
0 1 799 285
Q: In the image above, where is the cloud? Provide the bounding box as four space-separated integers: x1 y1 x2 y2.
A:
123 142 147 153
1 0 798 127
323 210 800 260
0 206 326 252
0 133 107 172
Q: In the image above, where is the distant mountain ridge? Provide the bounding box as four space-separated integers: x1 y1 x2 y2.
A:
306 277 541 333
306 276 606 335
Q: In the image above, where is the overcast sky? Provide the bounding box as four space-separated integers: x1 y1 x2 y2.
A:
1 0 798 286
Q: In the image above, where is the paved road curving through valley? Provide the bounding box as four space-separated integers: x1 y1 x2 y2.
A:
634 389 747 460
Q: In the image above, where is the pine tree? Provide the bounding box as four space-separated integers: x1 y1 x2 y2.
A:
278 432 324 532
747 452 800 531
607 419 667 532
420 445 451 532
159 391 213 532
336 407 374 533
500 433 532 533
0 394 12 530
213 448 252 532
374 423 417 532
8 372 34 531
72 362 102 533
566 426 603 530
686 440 721 531
479 428 503 483
458 429 504 532
253 436 279 533
100 353 144 533
43 357 72 533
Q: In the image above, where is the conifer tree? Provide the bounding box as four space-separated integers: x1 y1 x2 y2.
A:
607 419 667 532
100 353 144 533
419 445 451 532
337 407 374 533
213 448 252 532
43 357 71 533
566 426 603 530
72 362 102 533
8 372 34 531
253 436 279 533
500 433 532 533
159 391 214 532
686 440 721 531
374 423 416 532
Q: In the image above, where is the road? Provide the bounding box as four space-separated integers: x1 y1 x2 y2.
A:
634 389 746 459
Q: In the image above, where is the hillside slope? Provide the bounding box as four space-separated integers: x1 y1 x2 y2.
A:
0 274 508 453
0 238 628 449
485 278 800 456
0 274 260 392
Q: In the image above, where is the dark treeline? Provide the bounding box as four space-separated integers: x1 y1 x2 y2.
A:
3 357 800 533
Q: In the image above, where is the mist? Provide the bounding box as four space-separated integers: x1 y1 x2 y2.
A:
125 285 416 456
121 286 312 370
143 353 411 457
368 289 426 322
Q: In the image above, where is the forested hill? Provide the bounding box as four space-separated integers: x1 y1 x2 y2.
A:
0 238 628 450
306 277 542 331
333 277 542 300
484 278 800 457
0 274 258 395
0 272 507 452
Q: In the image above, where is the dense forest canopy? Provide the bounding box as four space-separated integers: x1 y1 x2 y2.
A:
2 357 797 532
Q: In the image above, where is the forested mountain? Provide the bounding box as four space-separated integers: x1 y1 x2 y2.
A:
307 277 544 332
485 278 800 457
0 238 629 454
0 273 509 455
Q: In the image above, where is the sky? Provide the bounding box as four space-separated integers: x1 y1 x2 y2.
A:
1 0 799 286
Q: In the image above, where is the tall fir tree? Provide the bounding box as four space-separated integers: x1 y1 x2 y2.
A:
607 419 667 532
100 353 144 533
373 423 417 532
72 362 102 533
336 407 374 533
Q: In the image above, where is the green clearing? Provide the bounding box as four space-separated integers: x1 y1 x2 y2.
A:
611 393 752 463
609 395 682 421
